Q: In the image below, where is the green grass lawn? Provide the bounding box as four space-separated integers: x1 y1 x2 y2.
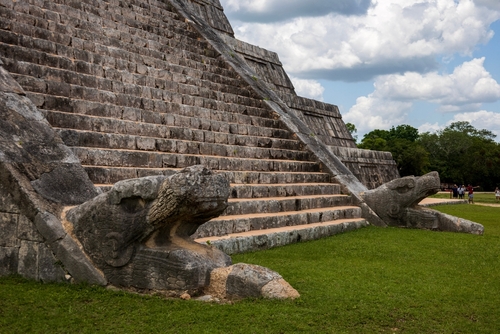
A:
1 204 499 333
431 191 500 204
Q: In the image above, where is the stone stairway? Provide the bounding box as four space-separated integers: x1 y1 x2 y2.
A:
0 0 367 253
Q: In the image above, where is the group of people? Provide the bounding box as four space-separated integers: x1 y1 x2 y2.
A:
449 184 481 203
450 184 500 203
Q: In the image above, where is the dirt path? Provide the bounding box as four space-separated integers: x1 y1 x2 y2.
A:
474 203 500 208
419 197 500 208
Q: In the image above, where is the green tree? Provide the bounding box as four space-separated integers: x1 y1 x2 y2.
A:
419 121 500 190
359 125 429 176
389 124 420 142
345 122 358 142
357 122 500 188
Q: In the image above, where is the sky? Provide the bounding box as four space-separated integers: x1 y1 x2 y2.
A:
219 0 500 142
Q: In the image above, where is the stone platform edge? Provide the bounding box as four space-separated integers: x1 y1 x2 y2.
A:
418 198 468 207
195 219 369 254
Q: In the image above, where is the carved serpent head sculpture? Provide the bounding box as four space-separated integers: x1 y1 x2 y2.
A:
66 165 232 293
362 171 483 234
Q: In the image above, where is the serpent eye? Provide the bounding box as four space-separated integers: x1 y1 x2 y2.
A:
120 196 146 213
387 204 400 218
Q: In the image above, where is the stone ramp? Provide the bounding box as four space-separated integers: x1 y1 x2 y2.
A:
0 0 368 252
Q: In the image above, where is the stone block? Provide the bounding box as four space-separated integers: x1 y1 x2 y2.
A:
0 247 18 276
18 240 39 280
191 129 204 142
176 154 200 168
51 234 107 285
122 107 141 121
17 214 44 242
46 81 71 97
13 74 47 93
184 141 200 155
38 243 66 282
0 212 19 247
0 185 19 213
162 154 177 168
136 137 156 151
34 211 66 244
99 91 117 104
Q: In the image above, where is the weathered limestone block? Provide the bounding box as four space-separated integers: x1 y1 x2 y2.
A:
0 61 25 95
66 165 233 293
0 247 18 276
198 219 369 255
18 240 39 280
37 243 66 283
34 211 106 285
0 67 99 206
0 181 20 214
362 171 484 234
0 212 19 247
205 263 300 300
17 214 44 242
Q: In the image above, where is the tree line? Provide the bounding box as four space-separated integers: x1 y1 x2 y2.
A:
347 122 500 191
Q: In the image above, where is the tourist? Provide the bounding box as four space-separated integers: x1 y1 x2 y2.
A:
467 184 479 204
495 187 500 202
451 184 458 199
458 185 465 199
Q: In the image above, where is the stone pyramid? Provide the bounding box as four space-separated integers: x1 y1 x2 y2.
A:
0 0 403 283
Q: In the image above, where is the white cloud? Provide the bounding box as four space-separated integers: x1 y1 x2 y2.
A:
474 0 500 11
343 95 412 132
374 58 500 111
222 0 372 22
343 58 500 134
289 77 325 101
418 111 500 138
418 122 443 134
224 0 500 81
450 110 500 138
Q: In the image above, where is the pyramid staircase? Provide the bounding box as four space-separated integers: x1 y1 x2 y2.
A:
0 0 368 253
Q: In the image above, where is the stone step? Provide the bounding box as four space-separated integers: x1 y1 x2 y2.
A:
223 194 352 216
39 98 288 136
45 106 292 141
36 0 211 58
229 182 340 198
2 57 276 118
194 218 368 254
0 1 278 121
47 109 293 143
0 1 273 112
0 3 227 73
71 147 321 172
1 46 258 113
47 110 294 144
56 128 310 162
5 58 283 124
85 166 332 185
193 206 362 239
3 56 267 115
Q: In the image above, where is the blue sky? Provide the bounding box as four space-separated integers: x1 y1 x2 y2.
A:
219 0 500 142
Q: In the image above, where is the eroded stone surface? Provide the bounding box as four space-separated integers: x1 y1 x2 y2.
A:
261 278 300 300
362 171 484 234
205 263 300 300
67 165 232 293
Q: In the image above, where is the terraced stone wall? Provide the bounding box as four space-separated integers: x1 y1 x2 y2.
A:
0 0 398 189
221 35 399 188
0 0 398 283
0 170 66 282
